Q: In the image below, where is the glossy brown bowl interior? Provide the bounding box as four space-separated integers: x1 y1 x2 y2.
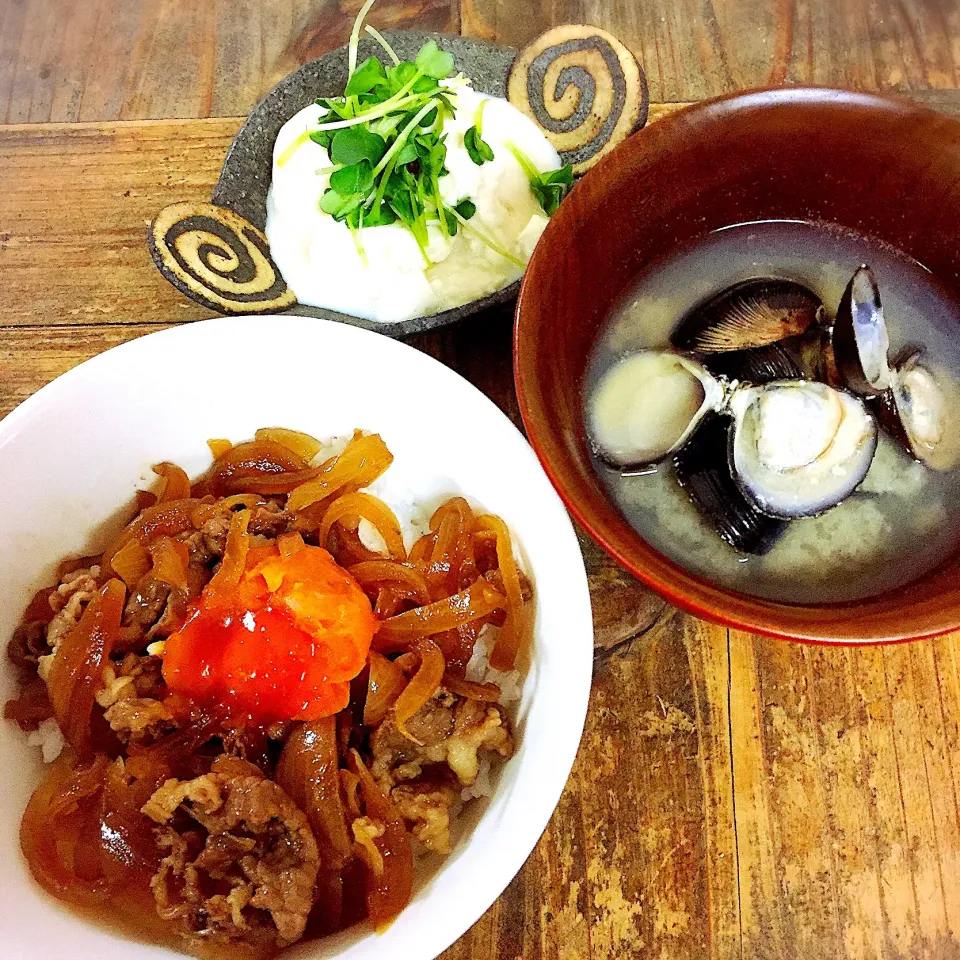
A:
515 87 960 644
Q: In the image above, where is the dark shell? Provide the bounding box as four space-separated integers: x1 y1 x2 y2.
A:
672 415 786 555
872 388 911 452
703 343 803 384
832 265 892 396
781 328 844 386
672 279 824 354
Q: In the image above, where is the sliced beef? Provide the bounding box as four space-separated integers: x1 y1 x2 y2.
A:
369 688 514 793
143 756 319 950
47 565 101 650
390 779 459 854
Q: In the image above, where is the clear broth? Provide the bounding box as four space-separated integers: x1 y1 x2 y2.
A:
588 220 960 604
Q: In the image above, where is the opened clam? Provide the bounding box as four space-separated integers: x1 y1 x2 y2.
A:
729 381 878 518
587 351 723 467
877 351 960 471
673 415 786 554
833 265 960 470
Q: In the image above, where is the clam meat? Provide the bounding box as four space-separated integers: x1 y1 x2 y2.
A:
880 351 960 471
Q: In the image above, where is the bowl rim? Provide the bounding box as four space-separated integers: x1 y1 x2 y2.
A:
0 315 595 960
513 84 960 647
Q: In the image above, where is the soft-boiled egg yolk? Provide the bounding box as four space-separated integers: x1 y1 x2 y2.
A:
162 544 376 723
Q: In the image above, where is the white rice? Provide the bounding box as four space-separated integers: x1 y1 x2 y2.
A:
311 435 432 553
356 518 389 555
27 718 64 764
460 625 523 801
461 756 494 802
312 433 353 461
465 624 523 706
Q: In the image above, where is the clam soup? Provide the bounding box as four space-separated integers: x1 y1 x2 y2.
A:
586 220 960 604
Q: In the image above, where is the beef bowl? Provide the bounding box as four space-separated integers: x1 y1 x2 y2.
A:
0 316 592 960
515 87 960 644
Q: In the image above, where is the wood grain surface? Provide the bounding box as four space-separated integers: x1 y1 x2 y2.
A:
4 2 960 959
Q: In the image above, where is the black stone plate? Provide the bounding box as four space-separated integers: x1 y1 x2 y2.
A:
212 32 520 338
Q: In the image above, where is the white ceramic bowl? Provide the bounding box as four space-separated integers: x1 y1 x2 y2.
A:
0 316 593 960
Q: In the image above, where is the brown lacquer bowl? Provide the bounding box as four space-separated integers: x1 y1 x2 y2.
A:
515 87 960 644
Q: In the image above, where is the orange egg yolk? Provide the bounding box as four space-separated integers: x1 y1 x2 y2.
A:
162 544 376 723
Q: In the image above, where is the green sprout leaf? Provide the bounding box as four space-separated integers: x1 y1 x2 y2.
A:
413 74 441 94
315 99 352 120
319 189 364 220
388 188 416 226
393 140 419 166
415 40 455 80
529 164 574 215
542 166 574 188
418 105 438 128
329 127 387 166
296 31 486 251
309 128 334 150
389 62 418 89
370 114 401 138
442 197 477 235
364 203 398 227
425 138 447 176
344 56 387 96
463 125 494 165
329 160 375 196
506 142 573 215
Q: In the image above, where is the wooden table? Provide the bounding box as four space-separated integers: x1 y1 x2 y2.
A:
4 2 960 958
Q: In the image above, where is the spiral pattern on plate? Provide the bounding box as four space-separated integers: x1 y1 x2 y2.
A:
507 25 649 174
149 202 296 314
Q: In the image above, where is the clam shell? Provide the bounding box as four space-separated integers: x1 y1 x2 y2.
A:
703 342 804 384
873 387 911 452
672 414 786 555
832 265 893 396
672 279 824 354
587 351 726 469
729 381 878 519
